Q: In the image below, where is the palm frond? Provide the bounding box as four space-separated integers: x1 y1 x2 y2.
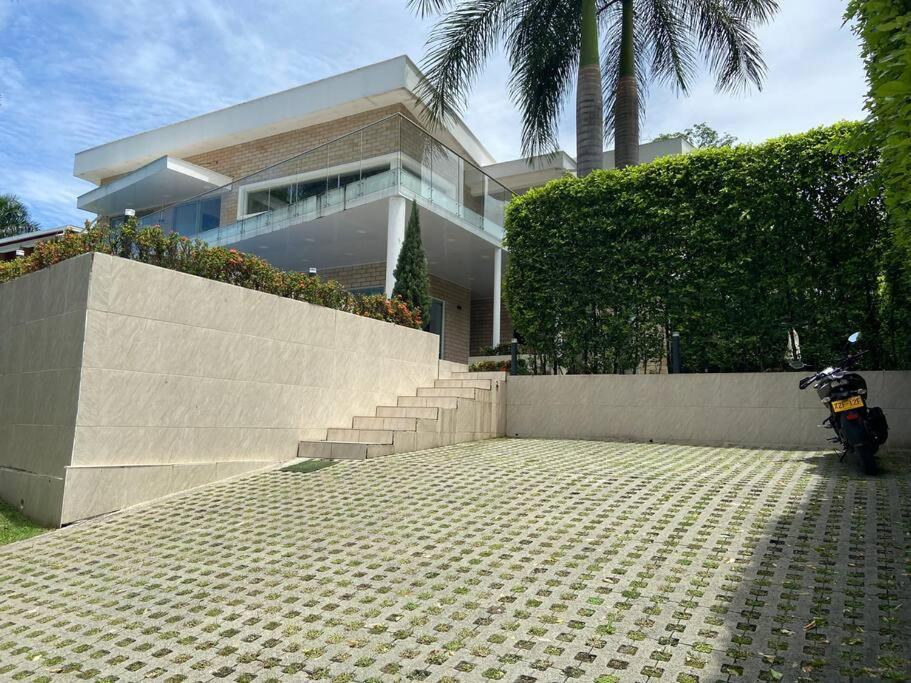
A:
414 0 513 127
407 0 460 18
507 0 580 157
643 0 697 92
685 0 775 92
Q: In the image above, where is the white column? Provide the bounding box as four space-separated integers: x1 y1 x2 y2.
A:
385 196 407 297
492 248 502 347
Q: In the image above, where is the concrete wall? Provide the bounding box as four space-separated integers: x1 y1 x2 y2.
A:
1 253 441 525
0 256 92 526
507 373 911 451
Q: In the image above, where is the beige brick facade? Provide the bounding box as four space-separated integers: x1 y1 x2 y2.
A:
470 298 514 355
320 262 386 291
429 274 471 365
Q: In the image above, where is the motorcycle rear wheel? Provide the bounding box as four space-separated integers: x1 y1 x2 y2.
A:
855 444 878 475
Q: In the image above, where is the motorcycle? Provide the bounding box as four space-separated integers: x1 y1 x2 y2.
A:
790 331 889 474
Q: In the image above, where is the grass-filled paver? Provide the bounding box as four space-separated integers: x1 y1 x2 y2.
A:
0 439 908 681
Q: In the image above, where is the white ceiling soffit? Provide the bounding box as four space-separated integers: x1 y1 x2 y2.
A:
76 156 232 216
74 56 495 185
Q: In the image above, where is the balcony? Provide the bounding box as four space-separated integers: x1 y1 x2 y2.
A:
139 114 514 248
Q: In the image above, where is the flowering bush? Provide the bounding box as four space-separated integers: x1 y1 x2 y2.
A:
0 220 422 329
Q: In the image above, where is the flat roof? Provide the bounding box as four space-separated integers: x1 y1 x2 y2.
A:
0 226 83 251
74 56 496 185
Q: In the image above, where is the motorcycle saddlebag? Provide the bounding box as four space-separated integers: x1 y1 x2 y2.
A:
868 406 889 445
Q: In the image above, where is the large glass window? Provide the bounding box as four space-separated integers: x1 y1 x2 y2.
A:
135 196 221 238
244 164 390 217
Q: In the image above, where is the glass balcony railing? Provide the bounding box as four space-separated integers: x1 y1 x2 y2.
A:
139 114 514 247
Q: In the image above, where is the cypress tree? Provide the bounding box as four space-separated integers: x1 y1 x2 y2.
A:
392 199 431 318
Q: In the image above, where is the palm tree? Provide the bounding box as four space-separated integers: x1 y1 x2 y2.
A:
0 194 39 238
408 0 777 174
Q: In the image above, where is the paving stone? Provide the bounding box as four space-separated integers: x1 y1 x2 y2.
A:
0 440 909 681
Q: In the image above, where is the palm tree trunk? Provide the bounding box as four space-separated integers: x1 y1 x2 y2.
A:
614 0 639 168
576 0 603 177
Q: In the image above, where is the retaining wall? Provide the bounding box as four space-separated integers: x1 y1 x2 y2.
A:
506 373 911 450
0 253 440 525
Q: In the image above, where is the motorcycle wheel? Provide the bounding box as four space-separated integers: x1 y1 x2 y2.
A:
855 444 878 475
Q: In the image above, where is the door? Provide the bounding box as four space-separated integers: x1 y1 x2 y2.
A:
423 299 445 359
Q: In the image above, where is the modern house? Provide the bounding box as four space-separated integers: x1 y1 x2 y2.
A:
74 56 692 363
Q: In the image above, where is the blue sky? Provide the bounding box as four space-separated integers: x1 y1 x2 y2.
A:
0 0 867 228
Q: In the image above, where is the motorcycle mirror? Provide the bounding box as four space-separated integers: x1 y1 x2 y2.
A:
848 331 861 344
785 328 802 368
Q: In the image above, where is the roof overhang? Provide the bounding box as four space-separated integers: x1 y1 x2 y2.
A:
76 156 232 216
483 152 576 192
0 226 83 253
74 56 495 185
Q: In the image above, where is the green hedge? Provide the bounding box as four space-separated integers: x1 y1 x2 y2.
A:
504 122 911 373
847 0 911 264
0 221 422 329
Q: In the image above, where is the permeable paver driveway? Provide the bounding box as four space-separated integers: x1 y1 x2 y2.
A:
2 440 909 683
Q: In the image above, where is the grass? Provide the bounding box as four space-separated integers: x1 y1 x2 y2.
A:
0 500 47 546
281 459 337 474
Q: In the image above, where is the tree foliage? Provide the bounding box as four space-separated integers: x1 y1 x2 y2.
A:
504 122 911 374
0 194 39 238
392 200 432 317
654 122 737 148
846 0 911 264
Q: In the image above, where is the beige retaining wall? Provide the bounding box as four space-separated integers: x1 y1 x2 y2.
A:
506 373 911 450
1 252 440 526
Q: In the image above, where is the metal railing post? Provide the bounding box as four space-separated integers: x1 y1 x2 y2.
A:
671 332 681 374
510 338 518 376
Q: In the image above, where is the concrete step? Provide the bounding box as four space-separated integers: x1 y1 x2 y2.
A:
326 428 394 444
453 370 508 380
376 405 440 419
397 395 461 409
298 440 395 460
434 378 492 390
417 386 485 400
352 415 419 431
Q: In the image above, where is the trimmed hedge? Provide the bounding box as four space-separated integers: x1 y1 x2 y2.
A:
847 0 911 264
504 122 911 373
0 221 422 329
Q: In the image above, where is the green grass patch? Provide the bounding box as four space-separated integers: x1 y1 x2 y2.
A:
281 459 337 474
0 499 47 546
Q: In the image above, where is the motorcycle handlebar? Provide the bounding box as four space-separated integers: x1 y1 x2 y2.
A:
798 375 817 390
799 349 869 390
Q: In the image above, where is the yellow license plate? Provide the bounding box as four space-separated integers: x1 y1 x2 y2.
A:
832 395 864 412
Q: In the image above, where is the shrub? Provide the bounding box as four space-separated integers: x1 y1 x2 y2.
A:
0 221 422 329
504 122 911 373
469 358 529 374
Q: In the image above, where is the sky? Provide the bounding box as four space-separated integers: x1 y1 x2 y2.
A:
0 0 868 228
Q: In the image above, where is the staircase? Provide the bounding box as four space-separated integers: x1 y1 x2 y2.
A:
297 370 507 460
